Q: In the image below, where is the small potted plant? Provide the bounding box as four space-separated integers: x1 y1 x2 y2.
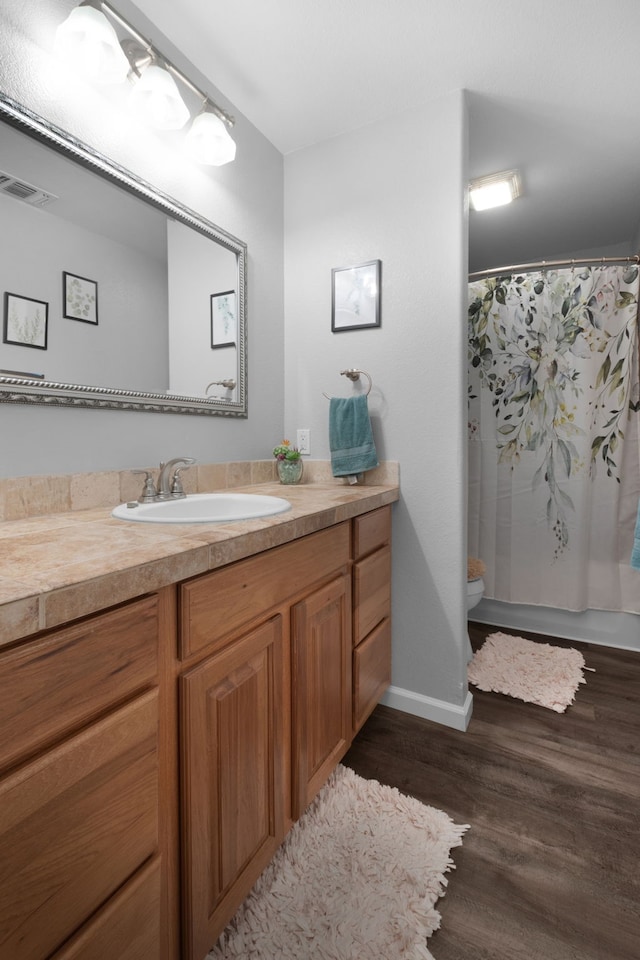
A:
273 439 303 484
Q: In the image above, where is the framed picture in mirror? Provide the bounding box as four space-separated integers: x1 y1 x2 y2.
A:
211 289 236 348
3 292 48 350
331 259 381 332
63 272 98 325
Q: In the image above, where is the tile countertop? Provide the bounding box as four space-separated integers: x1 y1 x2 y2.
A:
0 478 400 647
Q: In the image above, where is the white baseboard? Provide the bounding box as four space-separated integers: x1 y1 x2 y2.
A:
380 685 473 731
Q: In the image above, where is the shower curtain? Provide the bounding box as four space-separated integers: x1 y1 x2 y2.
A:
468 264 640 614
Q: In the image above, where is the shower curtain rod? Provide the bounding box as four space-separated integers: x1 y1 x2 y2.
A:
468 253 640 280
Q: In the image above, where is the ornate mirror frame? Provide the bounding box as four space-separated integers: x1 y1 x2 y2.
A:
0 93 247 417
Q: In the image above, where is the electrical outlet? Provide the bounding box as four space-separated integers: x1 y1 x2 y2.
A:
297 428 310 455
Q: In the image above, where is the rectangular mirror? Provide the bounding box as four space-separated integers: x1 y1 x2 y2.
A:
0 93 247 416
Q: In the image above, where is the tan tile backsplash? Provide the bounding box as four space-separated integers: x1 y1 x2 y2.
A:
70 471 121 510
0 460 399 522
0 475 71 522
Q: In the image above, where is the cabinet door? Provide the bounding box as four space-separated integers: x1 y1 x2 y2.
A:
292 574 351 819
181 616 287 960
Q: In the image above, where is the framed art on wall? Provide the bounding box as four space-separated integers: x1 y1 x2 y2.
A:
3 292 48 349
331 259 381 332
63 272 98 325
210 290 236 347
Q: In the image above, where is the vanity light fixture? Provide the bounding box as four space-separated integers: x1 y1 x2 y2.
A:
469 169 521 211
54 0 236 162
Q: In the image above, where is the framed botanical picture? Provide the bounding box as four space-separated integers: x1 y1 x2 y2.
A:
210 290 236 348
3 292 48 350
63 271 98 325
331 259 381 332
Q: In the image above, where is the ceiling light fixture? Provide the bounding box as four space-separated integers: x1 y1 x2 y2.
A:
469 169 521 211
54 0 236 162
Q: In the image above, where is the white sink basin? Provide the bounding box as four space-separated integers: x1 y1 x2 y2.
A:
112 492 292 524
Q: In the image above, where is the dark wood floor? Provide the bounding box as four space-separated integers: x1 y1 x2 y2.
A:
342 622 640 960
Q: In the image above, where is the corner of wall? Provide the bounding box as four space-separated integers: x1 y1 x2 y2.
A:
381 685 473 732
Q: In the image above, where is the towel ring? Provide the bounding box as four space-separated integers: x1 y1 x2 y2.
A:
323 368 372 399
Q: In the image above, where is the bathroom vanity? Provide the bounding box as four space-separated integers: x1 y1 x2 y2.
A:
0 472 397 960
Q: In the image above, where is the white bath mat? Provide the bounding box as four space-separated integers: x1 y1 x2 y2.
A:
468 631 591 712
208 764 469 960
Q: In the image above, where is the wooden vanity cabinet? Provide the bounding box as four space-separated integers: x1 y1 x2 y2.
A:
178 523 352 959
0 502 393 960
0 594 175 960
352 505 392 732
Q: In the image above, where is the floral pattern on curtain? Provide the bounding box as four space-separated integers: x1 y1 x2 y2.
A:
468 264 640 613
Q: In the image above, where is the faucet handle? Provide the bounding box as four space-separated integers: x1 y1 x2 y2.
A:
170 464 192 497
132 469 158 502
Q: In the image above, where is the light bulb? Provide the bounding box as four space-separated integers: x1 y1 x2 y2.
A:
54 4 129 84
469 170 521 212
129 63 190 131
186 111 237 166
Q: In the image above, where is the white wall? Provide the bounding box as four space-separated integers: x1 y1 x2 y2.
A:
284 93 471 727
0 0 284 477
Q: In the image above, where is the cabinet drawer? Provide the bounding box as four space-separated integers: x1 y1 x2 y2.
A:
0 691 159 960
353 617 391 732
0 595 159 773
50 859 161 960
353 545 391 645
180 522 350 659
352 505 391 560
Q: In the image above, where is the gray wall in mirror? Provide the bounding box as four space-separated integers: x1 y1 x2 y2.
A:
0 0 284 478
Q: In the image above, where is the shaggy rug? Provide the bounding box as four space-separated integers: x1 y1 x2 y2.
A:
468 631 591 712
208 764 469 960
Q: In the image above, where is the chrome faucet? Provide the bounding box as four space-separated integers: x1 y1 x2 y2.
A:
156 457 196 499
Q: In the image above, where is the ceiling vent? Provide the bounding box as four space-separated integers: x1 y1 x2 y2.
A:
0 170 58 207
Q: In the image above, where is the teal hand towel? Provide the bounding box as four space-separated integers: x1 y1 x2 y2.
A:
329 394 379 477
632 499 640 571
